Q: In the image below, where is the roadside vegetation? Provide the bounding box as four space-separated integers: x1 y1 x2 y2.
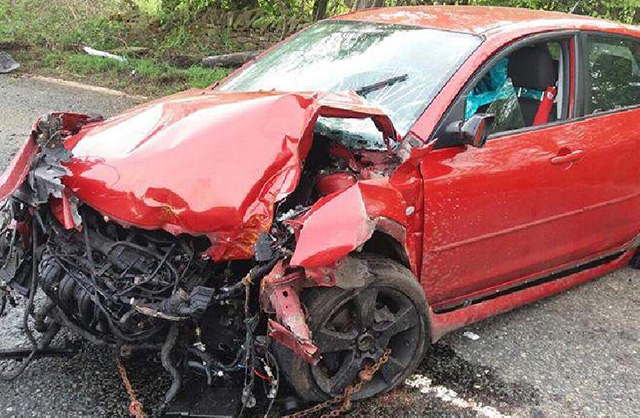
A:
13 50 230 96
0 0 638 97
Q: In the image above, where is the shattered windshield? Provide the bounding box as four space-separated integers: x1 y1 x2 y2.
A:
218 20 481 149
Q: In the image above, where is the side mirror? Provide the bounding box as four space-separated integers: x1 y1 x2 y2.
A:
444 113 495 148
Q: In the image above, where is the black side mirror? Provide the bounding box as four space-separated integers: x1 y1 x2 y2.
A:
444 113 495 148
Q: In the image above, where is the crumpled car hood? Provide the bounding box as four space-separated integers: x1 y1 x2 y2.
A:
58 89 396 260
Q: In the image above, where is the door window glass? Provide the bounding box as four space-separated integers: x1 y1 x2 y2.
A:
465 41 565 135
587 36 640 113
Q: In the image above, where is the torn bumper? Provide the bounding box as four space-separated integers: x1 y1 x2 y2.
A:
260 262 320 364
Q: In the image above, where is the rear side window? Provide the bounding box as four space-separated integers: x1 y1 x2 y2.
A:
587 35 640 114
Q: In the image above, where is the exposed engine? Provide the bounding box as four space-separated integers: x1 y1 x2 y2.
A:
0 196 281 411
39 206 231 344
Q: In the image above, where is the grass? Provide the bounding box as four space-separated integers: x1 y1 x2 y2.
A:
12 49 231 97
0 0 234 97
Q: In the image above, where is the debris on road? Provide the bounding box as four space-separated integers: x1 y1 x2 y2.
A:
0 52 19 74
83 46 127 63
463 331 481 341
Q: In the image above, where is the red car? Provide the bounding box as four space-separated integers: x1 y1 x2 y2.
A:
1 5 639 414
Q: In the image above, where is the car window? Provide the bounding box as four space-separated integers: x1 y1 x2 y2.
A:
465 57 525 133
218 21 481 149
587 35 640 114
465 41 565 136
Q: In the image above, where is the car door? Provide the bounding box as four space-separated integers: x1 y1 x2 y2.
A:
566 32 640 252
418 34 640 310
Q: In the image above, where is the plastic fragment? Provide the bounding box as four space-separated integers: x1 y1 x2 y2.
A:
463 331 480 341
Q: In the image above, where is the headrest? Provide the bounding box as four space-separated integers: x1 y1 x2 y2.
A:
508 46 557 91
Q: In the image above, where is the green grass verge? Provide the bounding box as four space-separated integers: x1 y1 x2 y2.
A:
12 49 231 97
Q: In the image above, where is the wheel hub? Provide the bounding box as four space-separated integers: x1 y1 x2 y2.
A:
356 333 375 352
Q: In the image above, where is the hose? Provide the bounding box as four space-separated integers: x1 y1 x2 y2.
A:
160 324 181 404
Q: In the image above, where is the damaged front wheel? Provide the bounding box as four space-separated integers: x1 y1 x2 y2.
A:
277 255 429 402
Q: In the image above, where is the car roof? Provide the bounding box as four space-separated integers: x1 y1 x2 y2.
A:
333 6 640 37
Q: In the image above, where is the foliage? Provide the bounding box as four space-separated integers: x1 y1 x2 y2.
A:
0 0 152 50
16 49 230 96
158 0 640 23
464 0 640 24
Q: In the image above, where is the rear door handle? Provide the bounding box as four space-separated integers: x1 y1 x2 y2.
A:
551 150 584 165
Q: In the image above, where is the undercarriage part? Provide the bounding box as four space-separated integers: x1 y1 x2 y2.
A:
282 348 392 418
163 386 243 418
260 261 319 364
0 343 76 361
0 220 42 381
0 199 276 411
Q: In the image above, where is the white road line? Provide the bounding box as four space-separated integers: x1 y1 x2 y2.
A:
405 374 511 418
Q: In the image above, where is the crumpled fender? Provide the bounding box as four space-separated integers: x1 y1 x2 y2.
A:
289 178 408 269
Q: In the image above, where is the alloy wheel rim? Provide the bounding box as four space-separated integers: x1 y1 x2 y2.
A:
311 286 422 397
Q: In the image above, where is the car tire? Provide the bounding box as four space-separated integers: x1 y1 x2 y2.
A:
275 253 430 402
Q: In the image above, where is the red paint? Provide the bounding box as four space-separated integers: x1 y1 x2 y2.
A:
50 196 74 229
334 5 623 35
261 262 319 363
421 107 640 308
289 183 373 268
289 179 407 268
315 172 357 196
429 249 635 341
0 135 37 200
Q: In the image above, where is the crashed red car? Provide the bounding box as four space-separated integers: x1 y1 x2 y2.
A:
2 5 640 415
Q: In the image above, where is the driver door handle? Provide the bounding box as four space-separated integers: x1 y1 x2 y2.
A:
551 149 584 165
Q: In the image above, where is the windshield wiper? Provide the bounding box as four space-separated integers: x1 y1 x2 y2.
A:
355 74 409 97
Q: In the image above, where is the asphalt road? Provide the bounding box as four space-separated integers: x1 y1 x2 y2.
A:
0 75 638 418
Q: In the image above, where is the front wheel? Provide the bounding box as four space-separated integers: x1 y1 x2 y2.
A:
276 254 429 402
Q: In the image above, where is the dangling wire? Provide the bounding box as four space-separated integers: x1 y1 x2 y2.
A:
0 216 40 381
238 275 258 418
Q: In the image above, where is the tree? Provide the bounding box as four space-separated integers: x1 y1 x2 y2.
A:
313 0 329 20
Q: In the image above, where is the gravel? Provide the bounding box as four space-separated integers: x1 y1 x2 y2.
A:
0 74 638 418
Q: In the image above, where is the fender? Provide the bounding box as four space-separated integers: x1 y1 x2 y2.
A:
289 178 409 269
